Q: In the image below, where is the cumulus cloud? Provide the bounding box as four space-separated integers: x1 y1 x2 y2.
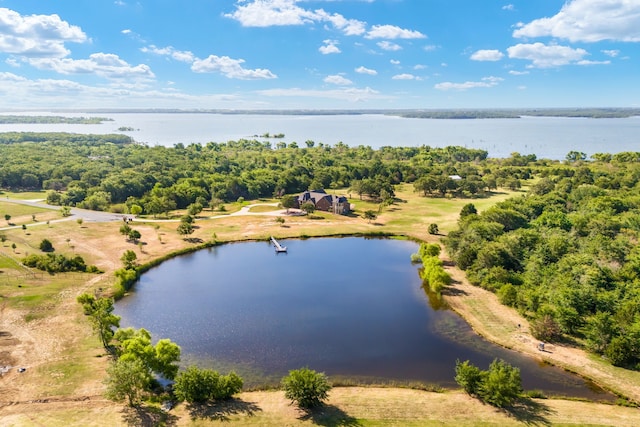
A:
470 49 504 61
0 8 87 58
435 76 503 91
324 74 352 85
392 73 417 80
141 45 195 62
319 39 341 54
390 59 400 65
602 49 620 57
377 41 402 51
507 42 589 68
355 66 377 75
224 0 366 35
366 24 426 39
27 53 155 80
513 0 640 42
192 55 277 80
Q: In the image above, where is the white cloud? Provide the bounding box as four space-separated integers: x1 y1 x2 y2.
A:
366 24 426 39
390 59 400 65
423 45 438 52
141 45 195 63
502 4 515 11
0 8 87 58
413 64 427 70
355 66 377 75
319 39 341 54
191 55 277 80
470 49 504 61
224 0 315 27
507 42 589 68
324 74 352 85
577 59 611 66
225 0 366 35
602 49 620 57
121 29 132 35
377 41 402 51
27 53 155 81
513 0 640 42
435 76 503 91
392 73 416 80
508 70 529 75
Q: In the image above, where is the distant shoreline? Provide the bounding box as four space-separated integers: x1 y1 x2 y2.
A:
1 108 639 119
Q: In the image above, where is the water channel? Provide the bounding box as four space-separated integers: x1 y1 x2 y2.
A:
114 237 613 400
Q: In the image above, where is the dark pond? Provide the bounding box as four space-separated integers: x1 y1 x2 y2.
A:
115 237 613 400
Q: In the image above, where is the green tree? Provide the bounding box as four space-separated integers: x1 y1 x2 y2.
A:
120 250 138 270
177 221 194 236
460 203 477 218
454 359 483 395
128 229 141 243
119 223 132 238
173 366 243 403
281 368 331 409
60 206 71 217
113 327 181 380
363 210 377 223
428 223 439 235
187 202 203 216
300 201 315 214
104 358 151 407
129 204 142 216
478 359 522 408
77 294 121 351
39 238 54 252
4 214 11 222
281 194 297 212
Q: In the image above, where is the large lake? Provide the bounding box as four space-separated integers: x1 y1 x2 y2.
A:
114 237 612 400
1 112 639 160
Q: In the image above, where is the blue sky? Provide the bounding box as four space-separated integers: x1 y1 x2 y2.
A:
0 0 638 110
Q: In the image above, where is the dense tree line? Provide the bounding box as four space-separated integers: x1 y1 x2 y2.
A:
445 156 640 368
0 132 490 215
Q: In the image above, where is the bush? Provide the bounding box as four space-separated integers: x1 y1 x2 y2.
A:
39 238 54 252
478 359 523 408
22 253 92 273
455 359 522 408
173 366 243 403
454 359 483 395
281 368 331 408
428 223 439 235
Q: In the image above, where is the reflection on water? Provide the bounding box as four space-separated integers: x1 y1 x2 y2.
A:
114 237 614 401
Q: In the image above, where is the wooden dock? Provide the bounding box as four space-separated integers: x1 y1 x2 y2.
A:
270 236 287 253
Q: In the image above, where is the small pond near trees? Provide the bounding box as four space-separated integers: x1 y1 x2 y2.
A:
114 237 613 400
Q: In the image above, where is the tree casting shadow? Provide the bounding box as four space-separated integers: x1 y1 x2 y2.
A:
186 398 261 421
504 397 555 426
298 404 361 427
121 404 178 427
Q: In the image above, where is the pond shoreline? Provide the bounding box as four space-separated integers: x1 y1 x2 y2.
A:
119 232 628 402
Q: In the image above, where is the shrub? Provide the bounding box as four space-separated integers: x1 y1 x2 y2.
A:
454 359 483 395
455 358 522 408
428 223 439 235
281 367 331 408
173 366 243 403
39 238 54 252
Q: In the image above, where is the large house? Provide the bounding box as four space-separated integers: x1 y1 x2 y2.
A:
296 189 351 215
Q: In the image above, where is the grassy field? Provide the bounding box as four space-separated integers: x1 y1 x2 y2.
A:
2 186 640 426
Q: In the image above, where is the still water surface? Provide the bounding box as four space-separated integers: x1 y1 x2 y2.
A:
115 237 612 400
1 112 639 160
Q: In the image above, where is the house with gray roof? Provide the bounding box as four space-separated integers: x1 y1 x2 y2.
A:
296 189 351 215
